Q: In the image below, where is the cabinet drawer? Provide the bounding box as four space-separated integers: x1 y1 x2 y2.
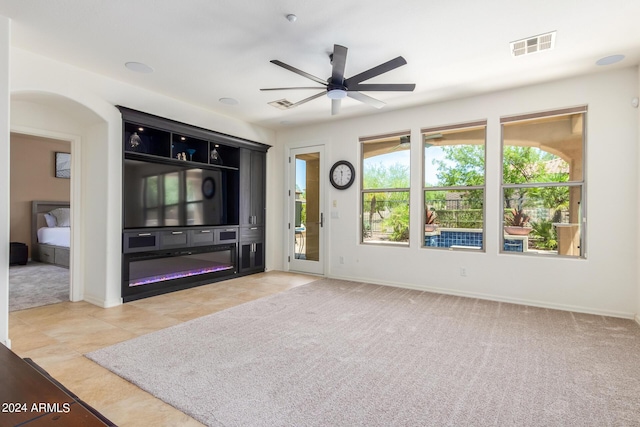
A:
190 229 215 246
160 230 188 248
123 232 159 253
54 248 70 267
216 228 238 244
39 245 55 263
240 226 263 242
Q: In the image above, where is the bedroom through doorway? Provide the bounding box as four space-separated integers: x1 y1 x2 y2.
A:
8 132 71 312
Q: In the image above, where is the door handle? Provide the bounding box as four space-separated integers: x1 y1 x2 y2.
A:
318 213 324 228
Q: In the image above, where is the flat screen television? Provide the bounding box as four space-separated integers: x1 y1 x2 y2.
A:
123 158 238 229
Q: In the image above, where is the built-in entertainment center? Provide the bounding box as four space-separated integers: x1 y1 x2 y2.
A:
118 107 269 302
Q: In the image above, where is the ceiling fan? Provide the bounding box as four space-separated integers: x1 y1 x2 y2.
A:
261 44 416 115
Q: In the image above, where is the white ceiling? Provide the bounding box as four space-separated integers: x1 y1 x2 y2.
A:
1 0 639 130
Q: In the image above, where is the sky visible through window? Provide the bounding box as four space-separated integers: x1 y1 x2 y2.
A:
296 146 450 191
296 158 306 192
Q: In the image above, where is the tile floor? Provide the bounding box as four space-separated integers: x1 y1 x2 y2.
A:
8 271 319 427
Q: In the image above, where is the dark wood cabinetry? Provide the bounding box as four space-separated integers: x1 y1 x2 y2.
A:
119 107 269 301
239 148 266 272
240 148 266 226
239 225 265 272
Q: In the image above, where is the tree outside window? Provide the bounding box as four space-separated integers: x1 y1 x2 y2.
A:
423 123 486 250
361 133 410 245
501 108 586 257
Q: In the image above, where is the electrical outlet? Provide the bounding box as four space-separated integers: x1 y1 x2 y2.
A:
459 267 467 277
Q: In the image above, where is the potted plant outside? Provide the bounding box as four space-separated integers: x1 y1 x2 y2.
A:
504 207 532 235
424 208 438 232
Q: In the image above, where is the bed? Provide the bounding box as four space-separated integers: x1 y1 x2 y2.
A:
31 201 71 268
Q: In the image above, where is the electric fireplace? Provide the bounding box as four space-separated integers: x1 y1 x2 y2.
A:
122 244 236 301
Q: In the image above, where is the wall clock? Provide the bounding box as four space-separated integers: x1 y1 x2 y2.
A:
329 160 355 190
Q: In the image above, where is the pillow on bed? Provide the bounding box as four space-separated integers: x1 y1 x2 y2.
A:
44 213 57 227
49 207 71 227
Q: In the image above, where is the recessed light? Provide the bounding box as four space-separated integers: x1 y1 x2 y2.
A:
125 62 154 73
219 97 239 105
596 54 625 66
138 127 144 131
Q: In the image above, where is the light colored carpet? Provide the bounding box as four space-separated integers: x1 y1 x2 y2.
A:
87 279 640 426
9 262 69 312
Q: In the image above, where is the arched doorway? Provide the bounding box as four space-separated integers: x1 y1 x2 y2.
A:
4 91 120 332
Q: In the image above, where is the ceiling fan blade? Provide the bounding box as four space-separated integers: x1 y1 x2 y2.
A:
291 91 326 108
347 91 386 109
331 45 348 84
331 99 341 116
270 60 327 86
345 56 408 86
348 83 416 92
260 86 326 91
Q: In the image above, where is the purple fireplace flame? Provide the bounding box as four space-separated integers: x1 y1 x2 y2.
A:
129 264 234 287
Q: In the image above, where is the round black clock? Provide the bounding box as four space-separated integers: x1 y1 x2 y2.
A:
329 160 355 190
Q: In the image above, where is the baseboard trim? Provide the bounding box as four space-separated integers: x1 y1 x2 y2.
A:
83 295 122 309
635 314 640 327
328 273 635 320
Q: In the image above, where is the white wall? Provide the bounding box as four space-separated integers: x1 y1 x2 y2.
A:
0 16 10 348
275 67 640 318
637 67 640 326
3 45 275 321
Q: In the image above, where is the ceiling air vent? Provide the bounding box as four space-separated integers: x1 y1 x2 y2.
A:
510 31 556 57
268 99 294 110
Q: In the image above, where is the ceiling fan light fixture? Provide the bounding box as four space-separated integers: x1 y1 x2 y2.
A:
327 89 347 99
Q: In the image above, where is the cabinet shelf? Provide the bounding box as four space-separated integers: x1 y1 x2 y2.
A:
123 120 242 169
124 151 239 171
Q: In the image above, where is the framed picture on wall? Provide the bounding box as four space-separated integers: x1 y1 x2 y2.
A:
55 152 71 178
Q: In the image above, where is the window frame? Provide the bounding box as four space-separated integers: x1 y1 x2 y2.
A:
359 130 412 247
499 106 587 258
421 120 488 252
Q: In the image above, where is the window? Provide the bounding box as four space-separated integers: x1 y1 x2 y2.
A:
422 122 486 250
501 107 586 257
361 132 411 245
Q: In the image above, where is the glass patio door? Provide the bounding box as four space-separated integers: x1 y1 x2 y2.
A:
289 146 324 275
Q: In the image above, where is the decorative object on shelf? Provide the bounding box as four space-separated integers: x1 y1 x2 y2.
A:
329 160 355 189
55 152 71 178
424 208 438 232
202 177 216 199
504 207 532 235
129 132 142 149
187 148 196 161
211 145 223 165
